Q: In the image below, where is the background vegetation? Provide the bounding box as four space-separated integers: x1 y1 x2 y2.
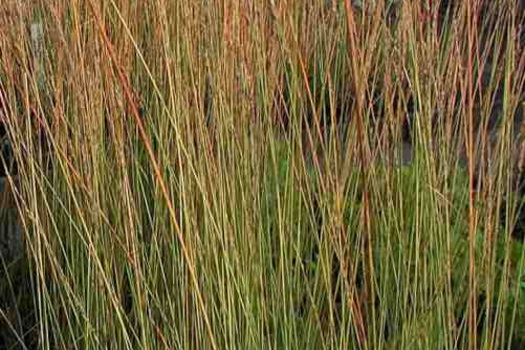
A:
0 0 524 349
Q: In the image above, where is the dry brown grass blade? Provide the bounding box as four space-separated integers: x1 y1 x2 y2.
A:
342 1 373 347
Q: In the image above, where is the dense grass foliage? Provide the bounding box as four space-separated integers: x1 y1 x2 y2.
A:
0 0 524 349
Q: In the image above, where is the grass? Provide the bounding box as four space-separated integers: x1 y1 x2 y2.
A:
0 0 524 348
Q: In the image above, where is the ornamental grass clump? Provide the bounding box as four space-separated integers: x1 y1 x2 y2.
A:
0 1 523 349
